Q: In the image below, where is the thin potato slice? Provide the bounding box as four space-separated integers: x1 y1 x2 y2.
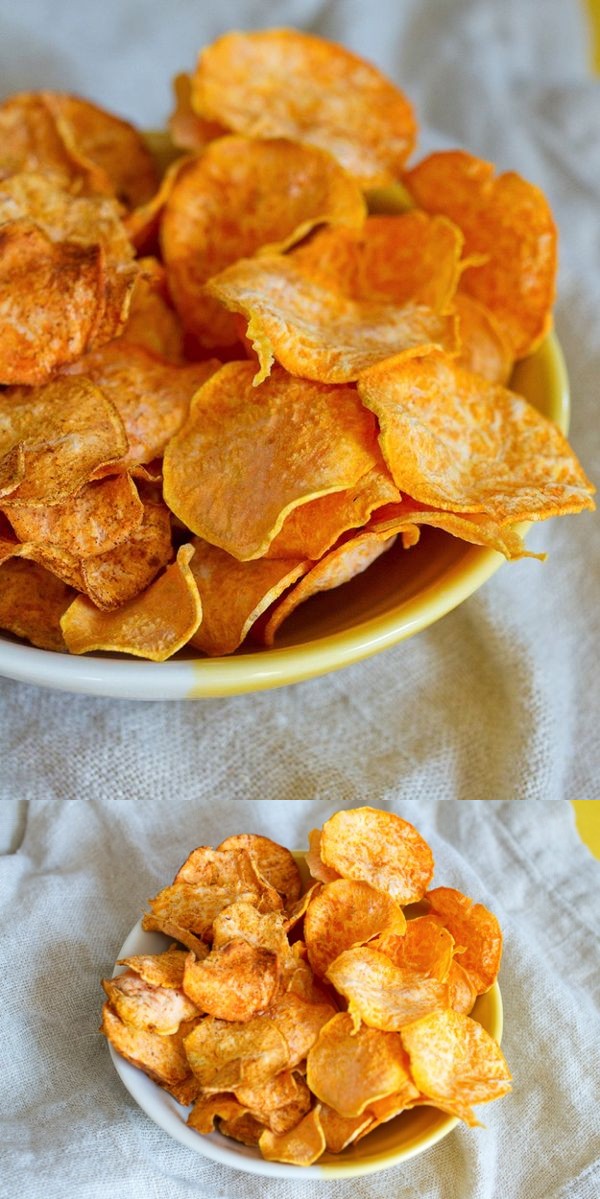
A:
8 475 143 559
367 500 540 562
174 846 283 913
0 558 72 649
372 916 455 981
319 807 434 904
101 1002 192 1089
79 501 173 610
358 352 595 522
188 1094 248 1134
0 171 134 266
266 465 400 560
207 255 457 384
60 543 201 661
161 135 366 348
191 30 416 186
184 1015 289 1091
447 959 478 1016
319 1105 373 1153
183 941 280 1021
455 293 514 384
304 879 406 979
102 971 199 1034
139 916 209 959
326 947 449 1031
220 1113 266 1146
163 362 379 560
404 150 557 357
217 835 303 908
120 259 185 363
401 1009 511 1126
117 948 191 989
305 829 341 885
236 1070 311 1135
307 1012 418 1118
0 91 101 191
265 993 337 1070
258 1105 326 1166
426 886 503 994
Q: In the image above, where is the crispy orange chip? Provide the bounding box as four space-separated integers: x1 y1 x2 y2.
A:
0 376 126 506
184 1015 289 1091
326 946 449 1031
236 1070 312 1135
265 992 337 1070
102 971 199 1034
447 959 477 1016
319 807 434 904
220 1112 265 1146
60 543 201 660
305 829 341 885
426 886 503 994
207 255 456 384
191 30 416 186
292 213 463 313
0 558 71 650
139 915 209 959
258 1105 326 1166
372 916 455 981
8 474 143 559
183 941 280 1021
101 1003 193 1091
0 172 135 265
120 259 185 363
261 530 397 647
168 72 226 153
0 91 101 191
319 1105 373 1153
117 948 190 990
307 1012 417 1118
187 540 310 656
188 1094 249 1135
404 150 557 357
174 846 283 913
163 361 379 560
358 351 596 522
78 500 173 610
266 465 400 560
367 499 540 562
401 1008 511 1126
304 879 406 979
161 135 366 348
454 293 514 385
217 835 303 908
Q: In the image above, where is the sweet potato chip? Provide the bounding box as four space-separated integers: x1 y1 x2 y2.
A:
307 1012 417 1118
163 361 379 559
261 530 397 647
292 213 463 313
0 171 134 265
139 915 209 959
187 540 310 656
102 971 199 1034
183 941 280 1021
0 92 94 188
319 807 434 904
326 946 449 1031
319 1105 373 1153
373 916 455 982
220 1113 265 1146
367 499 540 561
184 1015 289 1091
265 993 337 1070
207 255 456 384
168 72 226 153
358 351 596 521
425 886 503 994
124 153 192 251
120 259 185 363
101 1002 193 1089
0 376 126 506
401 1008 511 1126
258 1105 326 1166
191 30 416 186
66 342 219 473
174 846 283 913
304 880 406 979
236 1070 311 1135
404 150 557 357
455 293 514 384
117 948 191 989
447 959 477 1016
266 465 400 560
60 543 201 660
78 500 172 609
0 558 71 649
305 829 341 885
188 1094 248 1135
217 836 303 909
8 474 143 558
161 135 366 348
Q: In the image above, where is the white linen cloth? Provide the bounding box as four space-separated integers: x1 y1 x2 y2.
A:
0 0 598 800
0 799 598 1198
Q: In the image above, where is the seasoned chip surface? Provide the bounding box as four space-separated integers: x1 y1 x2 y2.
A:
319 807 435 903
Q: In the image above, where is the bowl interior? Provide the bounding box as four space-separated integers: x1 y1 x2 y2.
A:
108 852 504 1179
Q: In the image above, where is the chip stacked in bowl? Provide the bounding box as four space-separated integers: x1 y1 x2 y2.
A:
101 807 511 1165
0 30 594 659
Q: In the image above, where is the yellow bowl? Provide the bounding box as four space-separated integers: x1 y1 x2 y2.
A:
0 333 568 699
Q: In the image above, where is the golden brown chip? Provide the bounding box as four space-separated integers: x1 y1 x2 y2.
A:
292 213 463 313
401 1008 511 1126
425 886 503 994
102 971 199 1034
117 948 191 989
101 1002 192 1089
326 946 449 1031
124 153 193 251
304 880 407 979
207 255 456 384
60 543 201 661
0 171 134 264
7 475 143 559
265 465 400 560
447 958 477 1016
217 835 303 908
265 992 337 1070
183 941 280 1021
120 259 185 363
163 362 379 560
366 499 541 562
139 915 209 959
284 886 323 935
187 540 310 656
78 500 173 610
258 1105 326 1166
372 916 455 981
184 1015 289 1091
306 1012 418 1118
174 846 283 913
161 135 366 348
188 1093 249 1135
168 72 226 153
319 807 434 904
305 829 341 885
319 1105 373 1153
261 530 397 647
358 352 595 522
236 1070 312 1135
404 150 557 357
191 30 416 186
0 376 126 506
0 91 101 190
0 558 72 649
455 293 514 385
220 1113 266 1146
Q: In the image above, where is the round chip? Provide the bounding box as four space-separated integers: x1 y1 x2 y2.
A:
307 1012 418 1118
188 1094 248 1135
0 558 72 650
326 946 449 1031
304 879 407 978
258 1105 326 1166
319 807 435 903
191 30 417 186
454 293 514 385
401 1008 511 1126
425 886 503 994
304 829 341 885
266 464 400 561
183 941 280 1022
78 500 173 611
217 835 303 908
372 916 455 981
184 1015 290 1091
264 992 337 1070
117 948 190 990
102 971 199 1034
7 474 143 559
366 500 539 562
101 1003 192 1090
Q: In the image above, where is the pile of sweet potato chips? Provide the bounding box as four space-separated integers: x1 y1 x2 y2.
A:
0 30 595 659
101 807 511 1165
